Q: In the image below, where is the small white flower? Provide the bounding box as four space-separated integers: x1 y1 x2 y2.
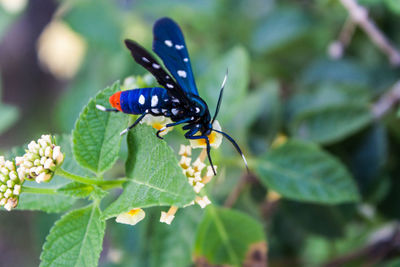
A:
9 171 17 181
184 167 195 177
13 185 21 196
1 167 9 176
178 145 192 156
193 172 202 182
4 189 12 198
189 120 223 149
193 182 205 193
4 201 13 211
4 198 18 211
44 146 52 157
116 208 145 226
179 156 191 169
196 196 211 208
36 172 52 183
140 115 174 137
44 158 55 169
160 211 175 225
5 161 15 171
53 146 64 164
193 158 206 172
6 180 14 188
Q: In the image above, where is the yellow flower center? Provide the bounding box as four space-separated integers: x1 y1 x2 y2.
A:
151 122 163 131
128 209 141 216
197 132 216 146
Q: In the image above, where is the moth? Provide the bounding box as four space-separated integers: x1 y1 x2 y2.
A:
97 17 248 175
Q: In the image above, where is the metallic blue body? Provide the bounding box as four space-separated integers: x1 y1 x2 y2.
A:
119 87 169 115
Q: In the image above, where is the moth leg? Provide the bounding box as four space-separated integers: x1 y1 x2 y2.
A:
156 117 191 139
120 112 148 136
185 134 216 176
96 105 119 112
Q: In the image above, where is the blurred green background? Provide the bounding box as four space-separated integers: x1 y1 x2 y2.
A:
1 0 400 266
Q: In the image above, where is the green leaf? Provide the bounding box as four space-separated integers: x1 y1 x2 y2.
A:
194 206 266 266
256 140 360 204
17 193 76 213
73 81 128 175
198 46 249 125
0 103 19 135
40 204 105 267
301 59 369 86
287 82 371 120
385 0 400 15
103 125 195 219
57 182 94 198
252 8 311 54
150 208 202 267
290 103 373 144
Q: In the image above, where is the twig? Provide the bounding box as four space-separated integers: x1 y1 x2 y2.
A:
338 0 400 66
322 225 400 267
372 80 400 119
328 17 356 59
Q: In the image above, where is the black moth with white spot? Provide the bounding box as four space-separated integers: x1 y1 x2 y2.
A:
97 17 248 175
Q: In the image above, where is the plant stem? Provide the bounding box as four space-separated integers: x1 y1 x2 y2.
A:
56 168 102 185
339 0 400 66
372 80 400 119
55 168 127 189
98 178 127 189
22 186 57 195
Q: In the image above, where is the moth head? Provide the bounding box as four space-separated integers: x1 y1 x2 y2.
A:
109 91 122 111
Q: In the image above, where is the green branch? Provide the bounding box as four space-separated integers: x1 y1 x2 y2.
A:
22 186 57 195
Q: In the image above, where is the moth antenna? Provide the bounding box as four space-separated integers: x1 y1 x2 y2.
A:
211 69 228 124
212 129 249 173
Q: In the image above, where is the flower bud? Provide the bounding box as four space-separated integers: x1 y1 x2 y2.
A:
17 134 64 183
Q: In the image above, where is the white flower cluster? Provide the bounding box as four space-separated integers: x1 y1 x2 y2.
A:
0 157 23 211
179 145 215 195
159 146 215 225
16 135 64 183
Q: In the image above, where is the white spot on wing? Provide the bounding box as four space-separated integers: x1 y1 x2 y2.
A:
183 58 189 62
151 109 159 114
164 40 173 47
166 83 174 88
152 63 160 69
175 44 184 50
139 95 145 105
171 108 179 115
172 98 179 103
166 75 170 79
177 70 187 78
142 57 150 63
151 95 158 107
195 107 200 113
